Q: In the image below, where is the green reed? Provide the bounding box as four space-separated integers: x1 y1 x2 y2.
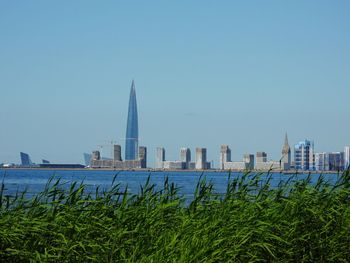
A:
1 170 350 262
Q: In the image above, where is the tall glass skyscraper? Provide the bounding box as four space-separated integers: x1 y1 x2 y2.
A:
125 80 139 160
20 152 32 166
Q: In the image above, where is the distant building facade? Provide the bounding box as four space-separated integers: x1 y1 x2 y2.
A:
294 140 315 171
195 148 207 170
83 153 92 166
315 152 327 171
91 145 147 169
256 152 267 163
180 148 191 169
20 152 32 166
114 145 122 161
255 151 286 170
163 161 186 170
224 161 247 170
316 152 344 171
155 147 199 170
139 146 147 168
345 146 350 170
155 147 165 169
195 148 210 169
92 151 101 161
218 145 254 171
219 145 231 169
243 154 255 170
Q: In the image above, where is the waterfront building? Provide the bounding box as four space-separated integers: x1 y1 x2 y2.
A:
315 152 327 171
256 152 267 163
180 148 191 169
255 151 281 170
255 161 281 170
281 133 291 170
125 80 139 160
219 148 254 170
328 152 344 171
188 162 196 170
139 146 147 168
155 147 165 169
294 140 315 171
345 146 350 170
195 148 207 170
113 145 122 161
243 154 255 170
92 151 101 161
316 152 344 171
83 153 92 166
20 152 32 166
84 153 113 166
163 161 186 170
224 161 247 170
39 164 85 169
219 145 231 169
42 159 50 164
90 146 146 169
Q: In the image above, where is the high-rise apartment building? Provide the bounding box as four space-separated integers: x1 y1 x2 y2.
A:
125 80 139 160
345 146 350 170
180 148 191 169
155 147 165 169
294 140 315 171
243 154 255 170
113 145 122 161
281 133 291 170
195 148 207 170
138 146 147 168
315 152 327 171
220 145 231 169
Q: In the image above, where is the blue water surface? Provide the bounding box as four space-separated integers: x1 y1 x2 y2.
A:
0 169 342 201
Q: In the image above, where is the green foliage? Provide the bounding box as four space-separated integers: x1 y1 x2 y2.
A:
1 171 350 262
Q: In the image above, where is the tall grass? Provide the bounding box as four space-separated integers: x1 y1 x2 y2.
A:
1 171 350 262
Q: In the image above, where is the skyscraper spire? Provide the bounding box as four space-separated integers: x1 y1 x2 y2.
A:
282 133 290 154
284 133 289 147
125 80 139 160
281 132 291 170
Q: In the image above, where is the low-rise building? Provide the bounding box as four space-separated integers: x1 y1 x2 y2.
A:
90 145 147 169
255 161 281 171
163 161 186 170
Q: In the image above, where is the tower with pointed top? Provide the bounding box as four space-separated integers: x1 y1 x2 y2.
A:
125 80 139 160
281 133 291 170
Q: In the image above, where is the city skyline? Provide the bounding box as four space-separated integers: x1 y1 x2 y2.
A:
1 2 349 166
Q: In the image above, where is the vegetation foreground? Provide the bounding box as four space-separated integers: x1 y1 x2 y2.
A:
1 171 350 262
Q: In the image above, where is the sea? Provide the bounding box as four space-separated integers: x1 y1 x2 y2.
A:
0 169 342 200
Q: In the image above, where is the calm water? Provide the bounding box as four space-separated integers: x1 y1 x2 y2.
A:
0 169 342 199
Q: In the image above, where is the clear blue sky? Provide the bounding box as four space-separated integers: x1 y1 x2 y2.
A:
1 1 349 166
